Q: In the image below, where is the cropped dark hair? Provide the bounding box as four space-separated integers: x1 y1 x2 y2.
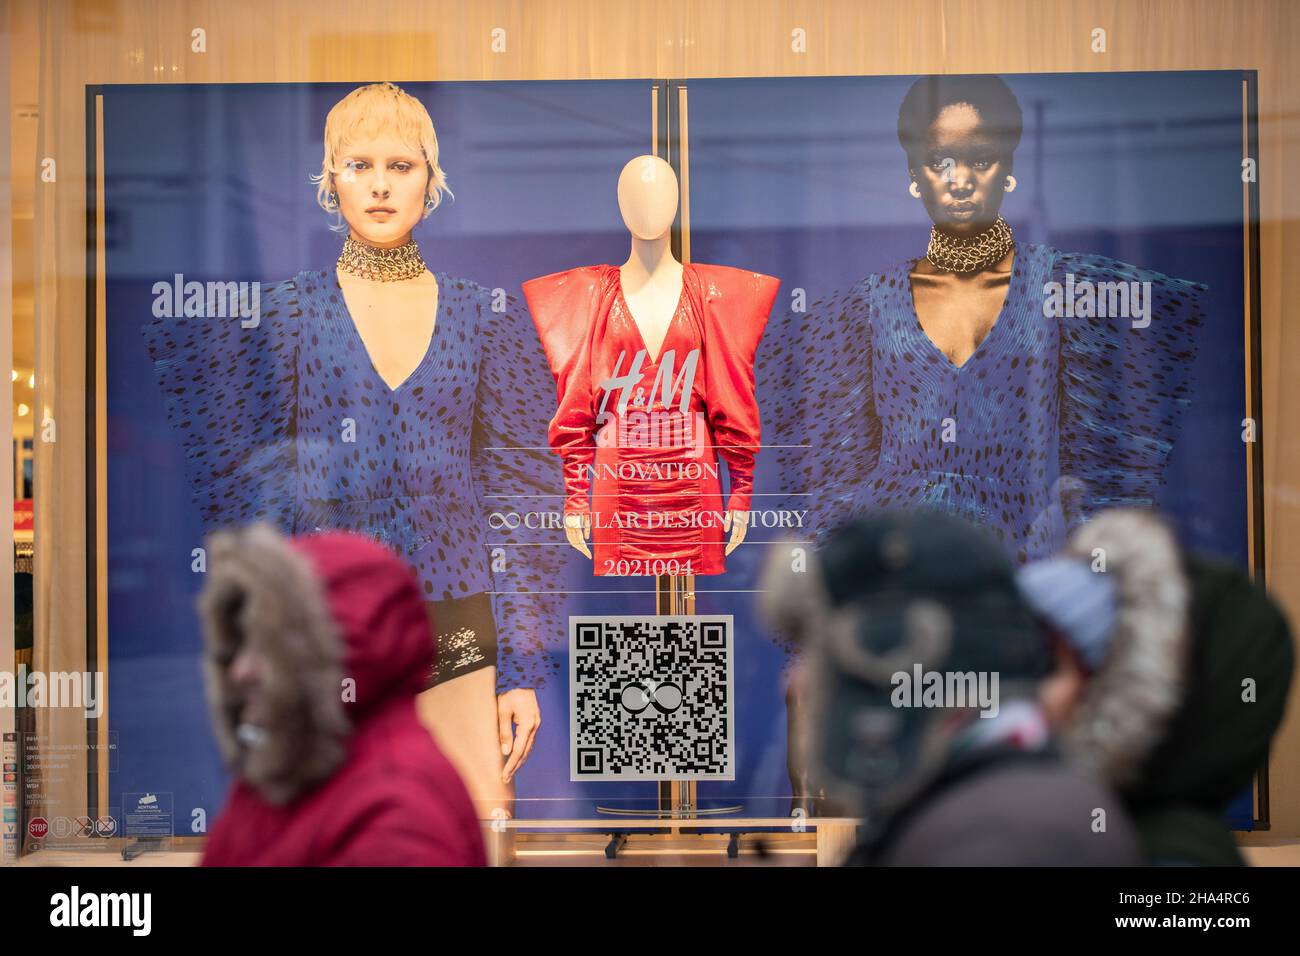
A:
897 75 1024 168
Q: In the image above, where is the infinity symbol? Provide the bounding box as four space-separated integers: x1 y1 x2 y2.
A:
619 680 684 715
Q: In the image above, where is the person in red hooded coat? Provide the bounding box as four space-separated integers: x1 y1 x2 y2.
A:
196 523 486 866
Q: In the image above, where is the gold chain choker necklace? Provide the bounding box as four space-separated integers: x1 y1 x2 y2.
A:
337 236 428 281
926 217 1014 273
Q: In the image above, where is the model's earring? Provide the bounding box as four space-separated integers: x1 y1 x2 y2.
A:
908 180 922 199
1004 175 1017 193
327 191 339 209
425 197 436 211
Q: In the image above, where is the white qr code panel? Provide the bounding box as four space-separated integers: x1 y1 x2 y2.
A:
570 616 735 781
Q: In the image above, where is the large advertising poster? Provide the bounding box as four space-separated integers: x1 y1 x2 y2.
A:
686 70 1254 825
105 80 658 827
98 71 1255 834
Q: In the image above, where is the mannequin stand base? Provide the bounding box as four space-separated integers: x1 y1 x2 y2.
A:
597 796 745 860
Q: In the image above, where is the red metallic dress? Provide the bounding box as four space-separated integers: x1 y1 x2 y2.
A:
523 263 779 576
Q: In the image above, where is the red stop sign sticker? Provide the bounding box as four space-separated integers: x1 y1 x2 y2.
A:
28 817 48 839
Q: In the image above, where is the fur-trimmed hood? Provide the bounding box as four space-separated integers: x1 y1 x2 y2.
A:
1128 554 1294 825
198 524 435 805
1059 516 1294 864
1060 509 1189 789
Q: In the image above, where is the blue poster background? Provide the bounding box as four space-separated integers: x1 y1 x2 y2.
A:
102 73 1252 829
684 71 1251 827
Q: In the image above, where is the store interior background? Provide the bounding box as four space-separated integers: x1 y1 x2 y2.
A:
3 0 1300 862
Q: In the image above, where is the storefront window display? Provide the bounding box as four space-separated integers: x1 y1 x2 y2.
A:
89 69 1258 847
6 1 1291 883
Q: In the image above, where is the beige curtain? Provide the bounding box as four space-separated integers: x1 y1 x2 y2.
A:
30 0 90 835
0 3 15 826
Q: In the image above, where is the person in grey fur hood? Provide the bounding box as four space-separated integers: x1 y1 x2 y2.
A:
1018 508 1295 866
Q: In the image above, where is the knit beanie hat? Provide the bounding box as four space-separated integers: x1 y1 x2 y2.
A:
1016 558 1118 671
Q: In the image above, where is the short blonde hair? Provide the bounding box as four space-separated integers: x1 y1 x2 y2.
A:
311 82 451 230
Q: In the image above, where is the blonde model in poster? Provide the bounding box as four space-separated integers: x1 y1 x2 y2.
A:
144 83 563 811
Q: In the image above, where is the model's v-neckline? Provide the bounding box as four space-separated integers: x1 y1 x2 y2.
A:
333 269 442 393
902 250 1018 372
616 266 686 366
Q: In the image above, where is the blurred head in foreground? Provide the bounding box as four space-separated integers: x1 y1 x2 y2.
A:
1019 508 1295 865
762 509 1139 865
197 523 484 867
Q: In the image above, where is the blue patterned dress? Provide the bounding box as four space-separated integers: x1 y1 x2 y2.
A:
758 242 1206 564
143 269 564 692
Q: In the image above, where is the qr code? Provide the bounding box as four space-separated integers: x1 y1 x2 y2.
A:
570 616 734 781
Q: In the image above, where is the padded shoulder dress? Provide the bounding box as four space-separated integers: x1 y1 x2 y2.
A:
759 241 1206 564
523 263 779 576
142 269 564 692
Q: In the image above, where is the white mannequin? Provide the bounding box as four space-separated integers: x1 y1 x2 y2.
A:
564 155 750 559
617 155 684 363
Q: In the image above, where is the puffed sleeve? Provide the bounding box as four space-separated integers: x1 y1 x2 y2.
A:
757 278 882 548
472 287 568 694
691 264 780 513
141 276 300 534
1055 252 1205 529
521 266 610 516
